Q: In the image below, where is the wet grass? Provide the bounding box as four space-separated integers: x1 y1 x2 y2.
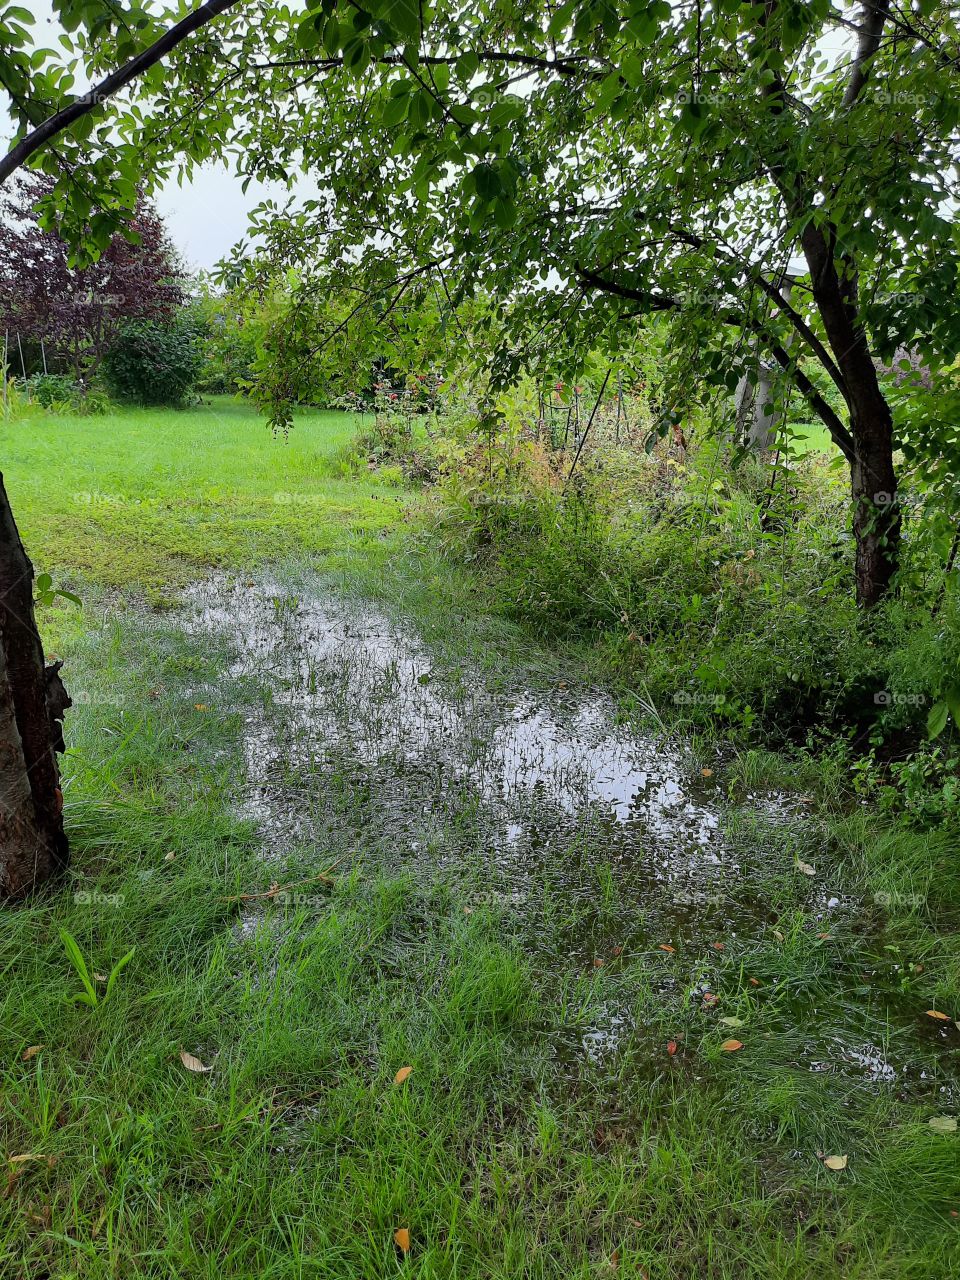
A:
1 396 406 599
2 405 960 1277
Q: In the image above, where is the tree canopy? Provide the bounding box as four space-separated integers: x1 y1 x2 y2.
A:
2 0 960 601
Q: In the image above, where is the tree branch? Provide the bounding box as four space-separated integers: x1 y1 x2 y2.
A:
0 0 243 186
576 262 858 462
843 0 891 108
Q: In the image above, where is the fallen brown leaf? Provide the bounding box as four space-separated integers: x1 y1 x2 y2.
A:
711 942 724 952
700 767 713 777
823 1154 848 1171
666 1040 678 1056
393 1066 413 1085
927 1010 952 1020
658 944 676 954
720 1039 743 1052
593 956 605 967
394 1227 411 1252
179 1051 213 1074
748 977 760 987
21 1046 43 1061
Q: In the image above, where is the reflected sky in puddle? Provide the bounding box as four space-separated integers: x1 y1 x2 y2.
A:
182 575 955 1098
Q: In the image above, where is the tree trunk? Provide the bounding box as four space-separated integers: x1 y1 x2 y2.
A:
847 384 901 609
0 472 70 900
800 226 901 607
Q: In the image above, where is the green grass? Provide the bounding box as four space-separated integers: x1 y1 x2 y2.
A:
1 396 407 598
2 400 960 1278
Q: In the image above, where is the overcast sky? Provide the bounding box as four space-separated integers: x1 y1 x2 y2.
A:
152 167 294 274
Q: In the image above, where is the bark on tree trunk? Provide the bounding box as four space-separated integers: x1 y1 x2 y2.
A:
0 471 70 900
847 385 901 609
800 225 901 607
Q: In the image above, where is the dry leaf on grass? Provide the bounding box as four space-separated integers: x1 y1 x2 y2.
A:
393 1066 413 1085
720 1039 743 1052
796 860 816 877
179 1051 213 1074
823 1154 848 1170
21 1046 43 1061
926 1010 952 1020
929 1116 958 1133
658 944 676 954
394 1227 411 1252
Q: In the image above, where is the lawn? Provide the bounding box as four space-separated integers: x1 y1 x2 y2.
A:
1 396 406 598
2 400 959 1279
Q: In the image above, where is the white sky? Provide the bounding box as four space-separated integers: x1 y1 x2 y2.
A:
152 167 296 273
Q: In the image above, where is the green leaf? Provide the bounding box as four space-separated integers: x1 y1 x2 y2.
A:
384 0 420 43
104 946 136 1004
59 928 98 1005
383 92 410 127
927 700 949 739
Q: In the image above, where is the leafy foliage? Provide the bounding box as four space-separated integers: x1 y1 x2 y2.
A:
0 173 186 379
103 310 205 406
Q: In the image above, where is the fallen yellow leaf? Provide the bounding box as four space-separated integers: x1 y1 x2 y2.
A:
394 1227 411 1252
796 860 816 877
658 944 676 954
720 1039 743 1052
700 768 713 777
929 1116 958 1133
823 1154 848 1171
926 1010 952 1020
21 1046 43 1061
393 1066 413 1085
179 1051 213 1074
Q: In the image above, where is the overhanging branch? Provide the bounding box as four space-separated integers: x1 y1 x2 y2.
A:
0 0 243 186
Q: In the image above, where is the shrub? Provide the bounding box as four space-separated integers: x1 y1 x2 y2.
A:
13 373 112 416
104 309 205 406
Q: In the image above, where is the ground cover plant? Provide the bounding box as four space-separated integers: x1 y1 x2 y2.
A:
1 398 960 1278
2 0 960 1275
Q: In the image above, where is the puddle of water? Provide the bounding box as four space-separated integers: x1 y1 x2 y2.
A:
180 575 957 1097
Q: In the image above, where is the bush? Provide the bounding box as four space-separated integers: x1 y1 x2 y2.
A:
14 373 112 416
104 310 204 406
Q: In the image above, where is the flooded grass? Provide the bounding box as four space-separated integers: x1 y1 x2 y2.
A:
3 396 960 1274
